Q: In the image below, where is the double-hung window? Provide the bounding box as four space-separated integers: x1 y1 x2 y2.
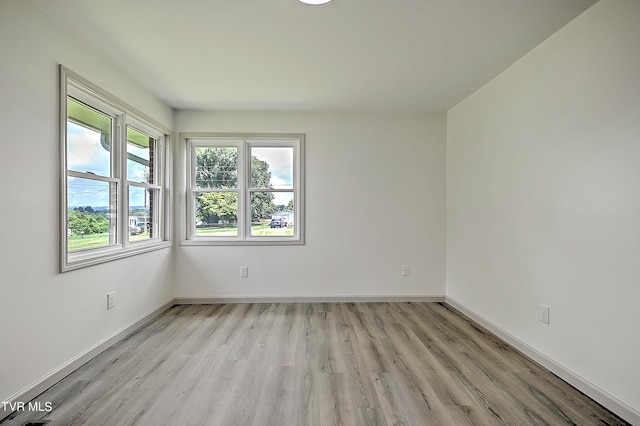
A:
184 134 304 245
60 66 170 271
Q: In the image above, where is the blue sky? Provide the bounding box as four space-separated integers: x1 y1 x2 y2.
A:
251 147 294 206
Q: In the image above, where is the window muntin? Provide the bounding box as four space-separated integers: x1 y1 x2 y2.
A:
126 124 162 243
61 66 170 271
185 135 304 245
66 97 119 252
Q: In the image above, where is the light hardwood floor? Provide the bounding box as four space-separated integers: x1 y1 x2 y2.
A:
1 303 629 425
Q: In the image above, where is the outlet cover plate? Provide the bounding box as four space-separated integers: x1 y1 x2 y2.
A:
402 265 411 276
539 304 550 324
107 292 115 310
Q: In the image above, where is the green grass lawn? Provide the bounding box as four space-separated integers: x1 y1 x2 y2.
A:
68 233 109 251
69 224 292 250
68 232 151 251
251 226 294 236
196 223 294 237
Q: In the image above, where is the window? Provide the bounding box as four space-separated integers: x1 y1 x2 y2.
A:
60 66 171 271
184 134 304 245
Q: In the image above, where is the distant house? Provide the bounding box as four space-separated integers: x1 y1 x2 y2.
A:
272 210 294 226
129 216 147 234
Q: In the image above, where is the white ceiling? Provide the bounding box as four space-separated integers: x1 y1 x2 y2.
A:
31 0 598 112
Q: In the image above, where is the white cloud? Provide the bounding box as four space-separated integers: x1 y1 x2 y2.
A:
273 192 293 206
67 122 110 175
252 147 293 188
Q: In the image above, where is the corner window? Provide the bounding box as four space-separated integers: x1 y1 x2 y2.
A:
60 66 171 271
184 134 304 245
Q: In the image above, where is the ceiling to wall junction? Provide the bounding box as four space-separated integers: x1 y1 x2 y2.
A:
30 0 598 112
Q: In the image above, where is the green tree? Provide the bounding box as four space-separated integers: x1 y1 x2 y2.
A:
196 147 238 189
195 148 277 222
68 210 109 236
286 198 294 211
197 192 238 223
250 156 271 188
251 192 276 221
250 155 275 220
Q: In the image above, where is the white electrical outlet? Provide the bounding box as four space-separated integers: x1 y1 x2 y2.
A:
240 266 249 278
107 292 116 310
402 265 411 276
539 304 550 324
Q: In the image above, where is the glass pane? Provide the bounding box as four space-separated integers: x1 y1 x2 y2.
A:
127 126 156 183
195 192 238 236
251 192 294 236
129 186 155 242
195 147 238 189
250 147 294 189
67 177 116 251
67 97 112 176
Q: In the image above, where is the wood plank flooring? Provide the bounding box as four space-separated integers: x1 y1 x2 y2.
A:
1 303 629 425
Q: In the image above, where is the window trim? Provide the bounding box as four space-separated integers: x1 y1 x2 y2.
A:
182 133 305 246
60 65 172 272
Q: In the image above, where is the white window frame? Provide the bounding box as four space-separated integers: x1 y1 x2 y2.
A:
60 66 171 272
183 133 305 246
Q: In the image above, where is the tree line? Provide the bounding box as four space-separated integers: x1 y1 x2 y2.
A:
195 148 291 224
68 207 109 236
68 206 148 236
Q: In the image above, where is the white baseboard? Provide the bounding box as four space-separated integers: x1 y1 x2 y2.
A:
173 294 446 304
445 296 640 425
0 299 174 422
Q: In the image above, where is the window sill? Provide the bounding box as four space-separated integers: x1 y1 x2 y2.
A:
62 240 172 272
180 238 304 247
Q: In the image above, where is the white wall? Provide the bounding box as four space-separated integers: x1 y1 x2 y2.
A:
0 0 174 408
174 111 446 299
447 0 640 419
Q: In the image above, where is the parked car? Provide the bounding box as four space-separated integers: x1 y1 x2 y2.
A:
129 225 142 235
270 219 283 228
